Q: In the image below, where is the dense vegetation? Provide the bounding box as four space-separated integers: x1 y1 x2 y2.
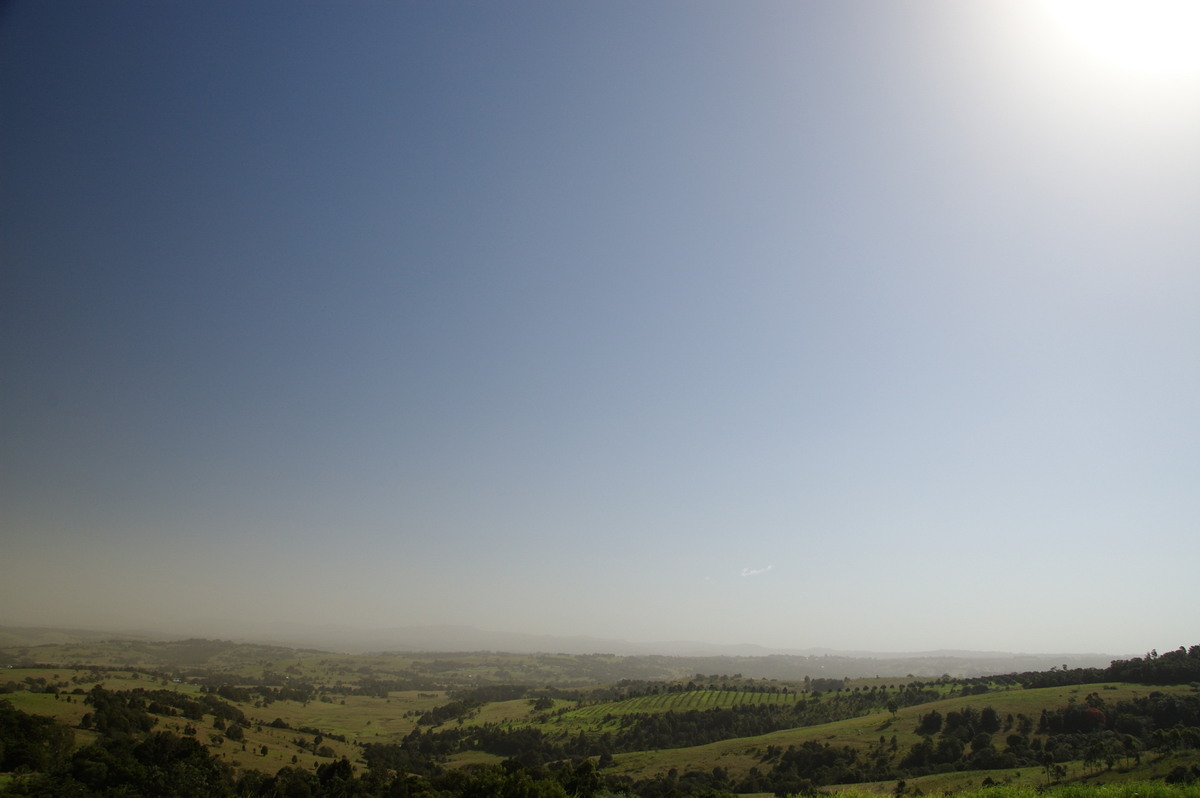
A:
1 642 1198 796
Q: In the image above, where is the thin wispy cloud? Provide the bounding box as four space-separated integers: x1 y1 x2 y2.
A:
740 565 773 577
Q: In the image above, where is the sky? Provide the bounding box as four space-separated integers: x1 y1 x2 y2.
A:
2 1 1199 656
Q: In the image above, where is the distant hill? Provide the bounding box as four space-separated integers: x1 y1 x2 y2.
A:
0 624 169 648
0 622 1122 679
237 623 1121 676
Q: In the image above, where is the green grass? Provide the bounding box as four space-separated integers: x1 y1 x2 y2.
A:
568 689 801 720
249 690 444 743
603 683 1200 783
5 651 1199 790
467 697 545 726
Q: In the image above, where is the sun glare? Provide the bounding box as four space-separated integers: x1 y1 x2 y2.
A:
1044 0 1200 77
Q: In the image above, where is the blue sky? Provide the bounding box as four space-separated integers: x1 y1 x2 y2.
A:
3 1 1198 654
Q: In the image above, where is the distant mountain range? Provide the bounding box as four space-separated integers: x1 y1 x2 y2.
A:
0 622 1123 679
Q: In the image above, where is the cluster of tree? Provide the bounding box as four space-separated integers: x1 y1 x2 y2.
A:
1035 691 1200 766
79 685 159 739
991 646 1200 691
79 685 246 738
342 677 431 698
1040 691 1200 738
758 739 887 794
1107 647 1200 686
7 731 374 797
0 675 74 695
900 706 1015 775
448 684 536 703
199 679 324 707
586 679 700 702
203 683 256 703
417 698 482 726
64 731 235 796
0 700 75 773
896 693 1200 782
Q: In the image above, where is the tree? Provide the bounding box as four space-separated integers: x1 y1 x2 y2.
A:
916 710 943 735
563 759 602 797
1041 752 1055 785
317 756 353 785
0 700 74 772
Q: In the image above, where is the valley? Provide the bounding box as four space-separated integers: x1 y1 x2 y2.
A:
2 634 1198 796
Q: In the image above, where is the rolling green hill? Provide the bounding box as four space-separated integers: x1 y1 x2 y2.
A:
2 639 1198 796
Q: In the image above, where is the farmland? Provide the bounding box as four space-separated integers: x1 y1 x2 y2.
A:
2 638 1199 796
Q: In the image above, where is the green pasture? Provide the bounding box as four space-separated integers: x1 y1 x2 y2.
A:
0 688 360 776
568 689 801 720
0 667 204 730
1 666 366 774
835 750 1200 796
5 644 1198 790
444 690 806 736
807 682 1198 759
445 750 507 768
2 666 188 692
244 690 444 743
464 697 546 726
152 713 361 775
606 683 1200 783
1 690 92 726
2 664 451 744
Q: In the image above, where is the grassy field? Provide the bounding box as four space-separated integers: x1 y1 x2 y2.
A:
4 642 1199 792
604 683 1200 782
249 690 447 742
834 751 1200 795
568 689 803 719
7 668 1196 782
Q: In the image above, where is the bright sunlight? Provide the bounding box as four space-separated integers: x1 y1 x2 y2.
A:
1044 0 1200 77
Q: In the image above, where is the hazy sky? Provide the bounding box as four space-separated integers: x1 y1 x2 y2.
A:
3 1 1198 655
